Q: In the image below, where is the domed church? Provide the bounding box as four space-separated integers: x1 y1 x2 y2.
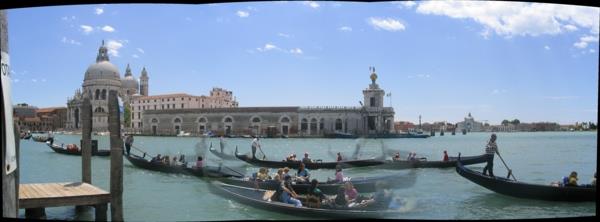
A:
66 41 149 131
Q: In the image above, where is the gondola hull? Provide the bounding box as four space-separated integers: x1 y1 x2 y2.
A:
125 154 243 178
209 147 239 160
209 181 401 219
47 143 110 156
235 152 385 169
377 154 488 169
456 161 596 202
32 136 49 142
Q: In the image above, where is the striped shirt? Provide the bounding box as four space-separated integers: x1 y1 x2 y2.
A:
485 141 498 155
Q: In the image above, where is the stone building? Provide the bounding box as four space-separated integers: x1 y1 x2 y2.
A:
65 41 149 132
141 67 395 137
455 112 484 132
13 105 67 132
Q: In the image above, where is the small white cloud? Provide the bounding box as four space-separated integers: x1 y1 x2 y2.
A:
31 79 37 83
137 48 145 54
101 25 115 32
80 25 94 34
545 96 579 100
132 54 139 58
590 49 596 53
491 89 507 94
278 33 291 38
106 40 125 57
61 36 82 45
338 26 352 32
302 1 320 9
237 10 250 18
393 1 416 9
368 17 406 32
563 24 578 31
256 43 282 52
95 8 104 15
289 48 303 54
573 35 599 49
544 45 550 50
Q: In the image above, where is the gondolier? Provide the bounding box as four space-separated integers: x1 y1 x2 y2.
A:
482 134 499 177
251 136 263 159
124 134 134 156
47 131 54 145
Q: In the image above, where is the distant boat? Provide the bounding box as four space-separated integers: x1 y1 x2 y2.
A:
323 131 358 139
367 133 429 139
177 130 192 137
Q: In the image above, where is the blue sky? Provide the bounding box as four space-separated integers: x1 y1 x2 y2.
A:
6 1 599 125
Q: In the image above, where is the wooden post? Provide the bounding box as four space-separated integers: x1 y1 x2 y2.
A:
2 10 19 218
94 203 107 221
81 94 92 183
108 91 123 221
25 208 46 219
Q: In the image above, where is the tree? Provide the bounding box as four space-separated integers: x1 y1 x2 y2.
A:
511 119 520 125
124 103 131 128
501 120 510 126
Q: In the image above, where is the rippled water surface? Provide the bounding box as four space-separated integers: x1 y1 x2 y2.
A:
17 132 596 220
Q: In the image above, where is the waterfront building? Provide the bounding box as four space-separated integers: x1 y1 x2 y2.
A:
455 113 484 132
141 67 395 137
65 41 149 132
13 103 37 118
130 88 238 130
13 105 67 132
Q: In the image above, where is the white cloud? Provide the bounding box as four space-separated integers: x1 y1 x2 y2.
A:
61 36 82 45
13 79 19 83
491 89 507 94
408 74 431 79
101 25 115 32
368 17 406 31
544 45 550 50
61 16 76 21
237 10 249 18
278 33 291 38
416 2 600 37
590 49 596 53
289 48 303 54
132 54 139 58
256 43 281 52
545 96 579 100
95 8 104 15
302 1 320 9
338 26 352 32
106 40 124 57
31 79 37 83
393 1 416 9
80 25 94 34
573 35 599 49
137 48 145 54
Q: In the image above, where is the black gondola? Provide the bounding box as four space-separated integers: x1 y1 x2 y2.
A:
209 181 403 219
125 153 244 178
20 132 32 140
219 171 417 195
235 147 385 170
456 160 596 202
375 154 488 169
209 146 238 161
46 142 111 156
32 136 49 142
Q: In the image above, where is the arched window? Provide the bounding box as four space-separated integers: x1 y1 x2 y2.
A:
310 118 318 135
280 117 290 123
174 118 182 123
101 89 107 100
94 107 106 113
95 89 100 100
151 118 159 123
199 117 207 123
252 117 261 123
335 119 343 131
224 117 233 123
319 118 325 130
301 118 308 132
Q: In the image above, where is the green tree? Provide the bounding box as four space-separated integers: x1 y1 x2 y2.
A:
511 119 520 125
124 103 131 128
501 119 510 126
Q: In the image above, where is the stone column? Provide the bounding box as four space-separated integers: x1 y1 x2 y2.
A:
108 91 123 221
81 94 92 183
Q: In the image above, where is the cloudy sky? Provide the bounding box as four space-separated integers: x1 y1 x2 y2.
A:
6 1 599 124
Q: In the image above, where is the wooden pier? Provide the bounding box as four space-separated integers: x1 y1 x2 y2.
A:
19 182 110 220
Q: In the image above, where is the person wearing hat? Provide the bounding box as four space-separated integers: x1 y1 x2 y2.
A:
280 174 302 207
442 150 449 162
302 152 312 164
482 134 499 177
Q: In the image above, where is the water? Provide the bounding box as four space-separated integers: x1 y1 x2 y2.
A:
17 132 596 220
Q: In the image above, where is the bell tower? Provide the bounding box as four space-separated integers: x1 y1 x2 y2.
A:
140 67 149 96
363 66 385 108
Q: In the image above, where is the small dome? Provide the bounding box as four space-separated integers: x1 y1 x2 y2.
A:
84 61 121 81
121 75 139 89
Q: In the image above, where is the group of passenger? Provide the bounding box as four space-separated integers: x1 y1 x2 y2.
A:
551 171 596 188
65 143 80 152
150 154 188 166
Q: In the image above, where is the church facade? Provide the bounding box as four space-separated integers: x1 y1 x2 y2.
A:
141 67 395 137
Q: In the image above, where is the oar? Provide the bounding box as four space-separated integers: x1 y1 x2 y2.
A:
131 144 156 159
497 152 517 181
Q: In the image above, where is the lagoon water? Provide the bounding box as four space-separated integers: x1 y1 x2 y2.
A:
17 132 596 220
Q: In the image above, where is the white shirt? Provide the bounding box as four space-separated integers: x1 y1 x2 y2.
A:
252 138 260 148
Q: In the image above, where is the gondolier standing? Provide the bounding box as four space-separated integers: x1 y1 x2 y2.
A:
482 134 498 177
251 136 263 159
219 135 225 153
124 134 134 156
47 131 54 145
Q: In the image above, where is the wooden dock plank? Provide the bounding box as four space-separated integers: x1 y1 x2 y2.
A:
19 182 111 209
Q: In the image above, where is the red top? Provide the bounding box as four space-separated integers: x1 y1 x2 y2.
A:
443 153 449 161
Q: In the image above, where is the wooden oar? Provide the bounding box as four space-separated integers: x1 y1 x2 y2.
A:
496 152 517 181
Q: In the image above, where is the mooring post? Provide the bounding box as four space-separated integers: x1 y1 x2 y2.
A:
108 91 123 221
81 93 92 184
94 203 107 221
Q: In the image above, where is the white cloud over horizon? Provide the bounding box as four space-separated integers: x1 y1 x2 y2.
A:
95 8 104 15
237 10 250 18
106 40 124 57
368 17 406 31
574 35 599 49
80 25 93 34
302 1 320 9
338 26 352 32
101 25 115 32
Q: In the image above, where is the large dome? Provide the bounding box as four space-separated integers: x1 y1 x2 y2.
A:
121 75 139 89
84 61 121 81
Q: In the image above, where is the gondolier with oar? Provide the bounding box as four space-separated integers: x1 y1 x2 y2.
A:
482 134 499 177
251 136 265 159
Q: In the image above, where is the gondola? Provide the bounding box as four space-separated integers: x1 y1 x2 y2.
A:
375 154 488 169
456 160 596 202
235 147 385 170
32 136 49 142
20 133 32 140
125 153 244 178
209 181 403 219
46 142 111 156
219 171 417 195
209 144 239 160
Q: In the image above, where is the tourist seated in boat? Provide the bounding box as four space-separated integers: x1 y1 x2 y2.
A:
306 179 327 207
392 152 401 161
302 152 312 164
273 168 284 182
163 155 170 165
280 175 302 207
196 156 204 168
283 167 290 178
331 164 344 183
442 150 449 161
565 171 579 187
256 167 271 181
66 144 79 152
336 152 343 162
151 154 162 163
296 163 310 183
171 156 178 166
344 181 369 204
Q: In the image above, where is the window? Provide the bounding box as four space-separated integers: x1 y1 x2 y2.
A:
151 118 158 123
281 117 290 123
154 105 156 110
335 119 343 131
224 117 233 122
101 89 107 100
252 117 261 123
199 118 207 123
162 105 164 109
95 89 100 100
174 118 182 123
370 97 376 107
181 104 184 108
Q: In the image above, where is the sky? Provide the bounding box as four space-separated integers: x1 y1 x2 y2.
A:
5 1 599 125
